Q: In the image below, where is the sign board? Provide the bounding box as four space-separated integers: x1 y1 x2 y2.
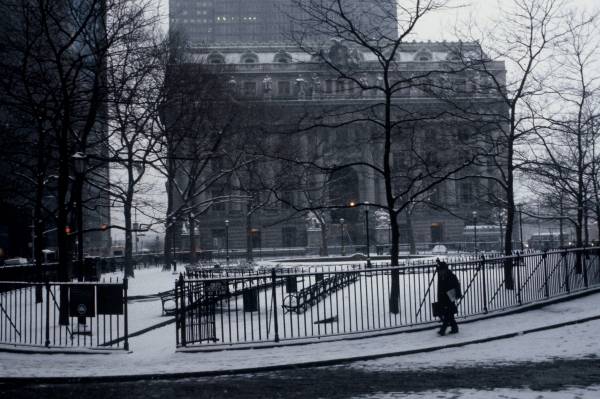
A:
69 286 96 318
205 281 228 297
286 277 298 293
97 285 124 315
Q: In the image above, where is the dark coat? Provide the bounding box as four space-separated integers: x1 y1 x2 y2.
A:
437 270 462 313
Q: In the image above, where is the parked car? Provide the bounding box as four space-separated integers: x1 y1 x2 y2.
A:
3 257 30 266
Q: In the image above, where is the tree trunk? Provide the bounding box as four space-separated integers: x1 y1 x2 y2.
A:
405 210 416 255
389 210 400 313
164 150 176 270
189 214 197 264
246 202 254 262
502 131 516 290
319 222 328 256
57 129 71 325
124 196 134 278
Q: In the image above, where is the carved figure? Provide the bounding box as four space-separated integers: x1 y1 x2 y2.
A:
374 209 391 228
311 73 321 98
305 211 321 230
227 76 237 92
262 75 273 93
296 74 306 99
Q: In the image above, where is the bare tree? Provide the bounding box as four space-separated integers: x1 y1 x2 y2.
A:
0 0 163 284
281 0 494 270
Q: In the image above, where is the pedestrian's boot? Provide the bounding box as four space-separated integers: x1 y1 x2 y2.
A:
449 327 459 334
437 328 446 336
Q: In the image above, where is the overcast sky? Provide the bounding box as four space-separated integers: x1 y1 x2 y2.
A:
413 0 598 40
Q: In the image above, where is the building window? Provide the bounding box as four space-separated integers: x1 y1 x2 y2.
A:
240 51 259 64
431 223 443 243
324 79 334 93
282 227 297 247
207 52 225 64
280 191 294 208
212 189 225 211
459 182 473 203
414 49 432 62
273 50 292 63
278 81 291 96
211 228 225 249
250 229 261 249
243 81 256 96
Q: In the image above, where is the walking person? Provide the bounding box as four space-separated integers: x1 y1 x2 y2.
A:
436 260 461 336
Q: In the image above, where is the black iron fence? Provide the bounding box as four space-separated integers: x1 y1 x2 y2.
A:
0 280 128 350
175 248 600 347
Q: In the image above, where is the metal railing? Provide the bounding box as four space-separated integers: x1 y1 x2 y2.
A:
175 248 600 347
0 280 128 350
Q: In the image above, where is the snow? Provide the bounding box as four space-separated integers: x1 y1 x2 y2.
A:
2 291 600 379
103 265 179 297
355 387 600 399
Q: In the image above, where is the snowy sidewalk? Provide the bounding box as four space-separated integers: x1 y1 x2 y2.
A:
2 291 600 381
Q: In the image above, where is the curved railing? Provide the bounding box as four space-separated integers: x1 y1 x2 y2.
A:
175 248 600 347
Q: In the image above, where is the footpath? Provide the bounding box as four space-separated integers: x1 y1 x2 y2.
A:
1 290 600 382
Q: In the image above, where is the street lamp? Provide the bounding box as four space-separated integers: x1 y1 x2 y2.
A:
71 152 87 281
339 218 345 256
365 202 371 266
518 204 524 251
71 152 87 330
225 219 230 266
472 211 478 253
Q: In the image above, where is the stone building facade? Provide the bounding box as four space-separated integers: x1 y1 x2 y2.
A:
167 40 507 255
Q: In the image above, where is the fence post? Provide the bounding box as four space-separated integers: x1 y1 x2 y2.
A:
45 281 50 348
583 248 589 288
179 274 187 347
271 268 280 343
516 252 522 305
563 250 570 294
542 251 549 298
175 275 180 347
123 277 129 351
480 255 488 314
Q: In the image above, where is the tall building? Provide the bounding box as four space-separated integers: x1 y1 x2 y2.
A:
0 0 112 262
169 0 398 45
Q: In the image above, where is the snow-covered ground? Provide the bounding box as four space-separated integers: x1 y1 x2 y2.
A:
2 291 600 379
356 387 600 399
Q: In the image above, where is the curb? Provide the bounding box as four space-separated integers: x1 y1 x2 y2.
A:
2 311 600 385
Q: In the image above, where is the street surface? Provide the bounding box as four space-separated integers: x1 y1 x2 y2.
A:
3 357 600 398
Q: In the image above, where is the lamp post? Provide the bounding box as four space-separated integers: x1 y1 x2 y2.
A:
225 219 230 266
72 152 87 330
472 211 478 253
519 204 524 251
72 152 87 281
365 202 371 266
340 218 345 256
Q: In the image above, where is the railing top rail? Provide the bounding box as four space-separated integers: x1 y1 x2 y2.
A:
180 248 595 283
0 280 124 286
